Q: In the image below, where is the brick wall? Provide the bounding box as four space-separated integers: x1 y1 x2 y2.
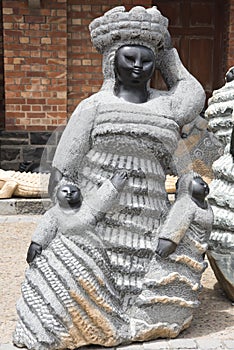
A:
0 4 4 130
2 0 152 132
2 0 67 131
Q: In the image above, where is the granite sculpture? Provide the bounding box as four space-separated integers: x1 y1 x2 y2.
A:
0 169 50 198
14 6 211 349
204 68 234 301
207 128 234 302
205 66 234 146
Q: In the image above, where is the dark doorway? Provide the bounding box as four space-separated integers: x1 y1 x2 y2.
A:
152 0 227 103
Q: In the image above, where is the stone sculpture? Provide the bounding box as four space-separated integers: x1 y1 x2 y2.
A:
14 6 210 349
207 127 234 302
0 169 50 198
135 172 213 340
26 170 127 263
205 66 234 146
204 68 234 302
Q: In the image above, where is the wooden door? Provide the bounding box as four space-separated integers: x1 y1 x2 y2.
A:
152 0 226 103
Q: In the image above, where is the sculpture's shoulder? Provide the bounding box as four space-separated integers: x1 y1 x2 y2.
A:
146 88 179 119
0 169 50 198
72 92 104 115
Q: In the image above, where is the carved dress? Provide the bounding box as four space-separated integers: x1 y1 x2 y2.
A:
53 89 180 294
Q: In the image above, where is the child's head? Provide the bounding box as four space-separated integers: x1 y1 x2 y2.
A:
175 172 209 201
56 183 82 209
191 174 209 201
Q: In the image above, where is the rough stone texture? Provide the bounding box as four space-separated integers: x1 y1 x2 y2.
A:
205 72 234 146
206 70 234 303
208 145 234 302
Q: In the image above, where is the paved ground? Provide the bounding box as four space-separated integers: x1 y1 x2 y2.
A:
0 215 234 350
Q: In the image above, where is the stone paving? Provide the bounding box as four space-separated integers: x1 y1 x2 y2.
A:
0 215 234 350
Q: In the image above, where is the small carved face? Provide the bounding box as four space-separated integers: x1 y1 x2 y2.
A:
192 176 209 200
226 67 234 83
114 45 155 86
57 184 82 208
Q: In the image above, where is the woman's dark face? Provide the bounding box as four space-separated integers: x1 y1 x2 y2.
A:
115 45 155 86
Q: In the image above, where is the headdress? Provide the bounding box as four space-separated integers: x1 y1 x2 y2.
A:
89 6 169 56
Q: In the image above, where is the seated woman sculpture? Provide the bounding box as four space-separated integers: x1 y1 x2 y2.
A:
14 5 206 350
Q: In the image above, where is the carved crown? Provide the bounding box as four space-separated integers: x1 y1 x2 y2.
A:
89 6 169 54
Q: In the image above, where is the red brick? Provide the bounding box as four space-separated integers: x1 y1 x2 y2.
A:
26 16 46 23
26 125 47 131
21 105 31 111
26 98 46 104
27 112 46 118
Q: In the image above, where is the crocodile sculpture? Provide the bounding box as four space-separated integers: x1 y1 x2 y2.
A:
0 169 50 198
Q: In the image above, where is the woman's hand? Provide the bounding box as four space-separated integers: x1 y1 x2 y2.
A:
156 238 177 258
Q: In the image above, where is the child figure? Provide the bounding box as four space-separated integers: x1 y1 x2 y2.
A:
156 171 213 258
27 170 128 263
129 172 214 341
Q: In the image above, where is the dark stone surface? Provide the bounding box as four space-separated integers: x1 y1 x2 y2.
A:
0 163 19 171
1 139 28 145
0 131 28 139
0 131 60 171
30 132 52 145
1 148 21 161
23 147 45 162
